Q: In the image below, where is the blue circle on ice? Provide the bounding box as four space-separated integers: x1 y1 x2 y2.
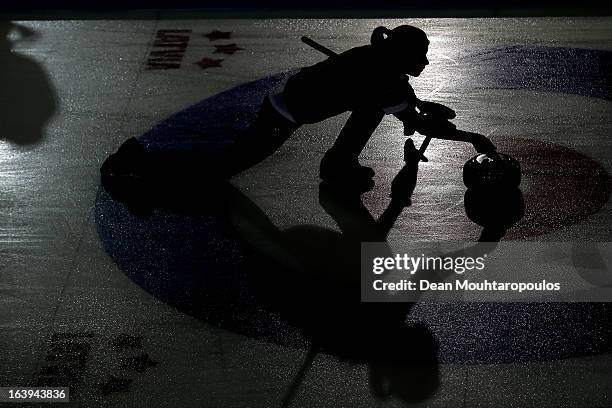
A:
96 47 612 364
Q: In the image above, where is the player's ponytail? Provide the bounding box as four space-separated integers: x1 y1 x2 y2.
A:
370 26 393 47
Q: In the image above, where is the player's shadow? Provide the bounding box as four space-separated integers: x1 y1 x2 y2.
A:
0 22 57 145
99 138 526 404
100 142 440 403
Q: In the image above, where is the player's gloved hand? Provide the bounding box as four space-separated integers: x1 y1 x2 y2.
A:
470 132 497 154
416 114 457 137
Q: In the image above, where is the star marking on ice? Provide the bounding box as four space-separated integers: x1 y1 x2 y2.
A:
204 30 232 41
194 57 223 69
213 43 244 55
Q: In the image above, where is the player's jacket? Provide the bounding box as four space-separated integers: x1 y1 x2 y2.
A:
281 44 417 124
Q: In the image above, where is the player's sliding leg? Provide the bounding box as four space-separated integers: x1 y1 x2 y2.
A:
319 109 384 187
221 96 300 177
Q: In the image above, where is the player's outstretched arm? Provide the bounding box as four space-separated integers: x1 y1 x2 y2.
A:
416 116 497 154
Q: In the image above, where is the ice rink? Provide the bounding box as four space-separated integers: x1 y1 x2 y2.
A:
1 17 611 407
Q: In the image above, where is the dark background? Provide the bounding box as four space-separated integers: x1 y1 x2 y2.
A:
0 0 609 18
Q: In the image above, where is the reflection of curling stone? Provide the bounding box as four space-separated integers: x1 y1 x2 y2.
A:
465 188 525 230
464 188 525 241
463 152 521 189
